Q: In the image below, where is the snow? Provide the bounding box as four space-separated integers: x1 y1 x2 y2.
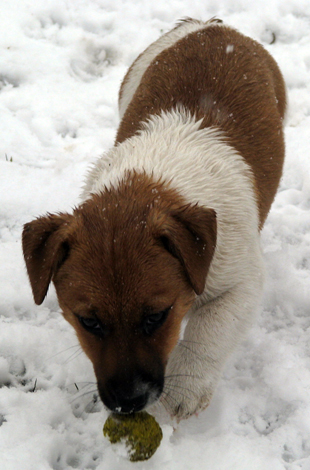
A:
1 0 310 468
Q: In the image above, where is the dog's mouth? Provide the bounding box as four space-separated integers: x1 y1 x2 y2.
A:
98 375 164 414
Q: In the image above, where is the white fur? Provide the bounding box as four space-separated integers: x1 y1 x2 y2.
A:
119 18 222 119
82 108 264 419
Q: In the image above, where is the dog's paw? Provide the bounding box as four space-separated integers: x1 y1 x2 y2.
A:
161 376 213 420
160 341 218 420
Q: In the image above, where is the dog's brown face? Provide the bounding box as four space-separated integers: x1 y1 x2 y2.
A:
22 173 216 413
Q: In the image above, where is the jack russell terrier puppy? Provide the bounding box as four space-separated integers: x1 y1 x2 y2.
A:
22 18 286 420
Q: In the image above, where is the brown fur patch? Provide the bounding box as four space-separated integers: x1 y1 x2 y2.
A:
117 23 286 227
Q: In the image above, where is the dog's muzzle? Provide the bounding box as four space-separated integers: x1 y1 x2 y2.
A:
99 372 164 414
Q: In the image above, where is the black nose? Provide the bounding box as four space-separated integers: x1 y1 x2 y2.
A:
102 375 163 414
111 390 148 414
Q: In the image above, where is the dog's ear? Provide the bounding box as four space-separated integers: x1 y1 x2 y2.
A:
22 213 74 305
154 204 217 295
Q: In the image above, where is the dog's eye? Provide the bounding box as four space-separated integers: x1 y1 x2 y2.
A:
143 306 172 335
77 315 103 337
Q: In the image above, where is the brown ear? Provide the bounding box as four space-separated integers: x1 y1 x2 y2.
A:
22 213 74 305
155 204 217 295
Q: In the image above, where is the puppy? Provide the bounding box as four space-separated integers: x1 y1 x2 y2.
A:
22 18 286 420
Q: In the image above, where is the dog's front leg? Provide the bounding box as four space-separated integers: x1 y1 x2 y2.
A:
161 274 263 420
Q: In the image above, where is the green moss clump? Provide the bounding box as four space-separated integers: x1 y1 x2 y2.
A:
103 411 163 462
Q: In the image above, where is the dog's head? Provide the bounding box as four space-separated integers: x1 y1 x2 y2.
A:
22 172 216 413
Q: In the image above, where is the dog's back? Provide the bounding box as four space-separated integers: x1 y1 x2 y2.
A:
118 18 286 227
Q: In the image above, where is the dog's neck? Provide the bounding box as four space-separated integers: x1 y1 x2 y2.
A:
82 108 254 207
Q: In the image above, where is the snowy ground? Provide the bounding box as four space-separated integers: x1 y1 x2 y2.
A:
1 0 310 469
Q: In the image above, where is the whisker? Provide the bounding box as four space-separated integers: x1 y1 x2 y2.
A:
63 349 84 365
85 394 101 414
160 394 172 413
178 342 204 360
71 392 101 418
164 382 197 396
178 341 216 364
163 385 192 401
69 389 98 405
46 344 81 362
160 388 190 415
68 381 97 389
161 390 180 407
67 381 97 395
164 373 202 381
